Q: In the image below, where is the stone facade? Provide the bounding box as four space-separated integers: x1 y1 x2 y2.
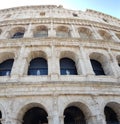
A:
0 5 119 124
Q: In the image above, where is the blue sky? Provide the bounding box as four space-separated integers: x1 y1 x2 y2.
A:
0 0 120 19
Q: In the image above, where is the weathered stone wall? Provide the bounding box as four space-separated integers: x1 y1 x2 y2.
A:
0 5 119 124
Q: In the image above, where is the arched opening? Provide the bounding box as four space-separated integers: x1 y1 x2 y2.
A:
34 26 48 38
98 30 112 41
10 27 25 39
90 59 105 75
0 59 14 76
56 26 70 38
104 106 119 124
64 106 86 124
28 57 48 75
23 107 48 124
60 58 77 75
11 32 24 39
78 27 93 39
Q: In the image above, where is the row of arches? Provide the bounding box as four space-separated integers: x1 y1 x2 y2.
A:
0 102 119 124
0 25 120 41
0 57 118 76
0 52 119 76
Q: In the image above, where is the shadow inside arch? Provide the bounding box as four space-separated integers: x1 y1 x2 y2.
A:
17 103 48 124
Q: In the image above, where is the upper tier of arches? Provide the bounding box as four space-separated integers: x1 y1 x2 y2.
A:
0 25 120 43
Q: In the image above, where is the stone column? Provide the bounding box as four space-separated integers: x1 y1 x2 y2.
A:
11 46 28 76
49 45 60 80
109 30 120 42
91 26 102 40
24 23 33 38
70 24 79 38
52 94 60 124
79 46 94 76
107 48 119 77
48 21 56 37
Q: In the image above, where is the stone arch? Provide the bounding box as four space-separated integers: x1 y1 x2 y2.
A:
24 50 48 75
104 102 120 123
33 25 48 38
78 27 93 39
60 51 78 62
28 57 48 75
28 50 47 62
89 52 113 75
59 51 79 74
9 26 25 39
0 52 15 63
0 52 15 76
63 101 93 123
98 29 112 41
17 103 48 124
56 26 71 37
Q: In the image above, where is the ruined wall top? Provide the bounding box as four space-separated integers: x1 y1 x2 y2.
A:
0 5 119 26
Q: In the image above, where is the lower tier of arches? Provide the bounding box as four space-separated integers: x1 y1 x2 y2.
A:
0 95 119 124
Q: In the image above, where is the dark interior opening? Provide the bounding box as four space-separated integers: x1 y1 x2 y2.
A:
104 106 119 124
64 106 86 124
23 107 48 124
90 59 105 75
28 57 48 75
12 32 24 39
60 58 77 75
0 59 14 76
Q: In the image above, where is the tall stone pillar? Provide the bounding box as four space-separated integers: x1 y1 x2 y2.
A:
11 46 28 76
49 45 60 80
109 30 120 42
107 48 119 77
24 23 33 38
52 94 60 124
48 21 56 37
71 24 79 38
79 46 94 76
91 26 102 39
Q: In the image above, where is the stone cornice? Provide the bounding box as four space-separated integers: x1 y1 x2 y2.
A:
0 5 62 13
0 5 119 21
0 37 119 51
86 9 120 22
0 18 120 32
0 81 119 97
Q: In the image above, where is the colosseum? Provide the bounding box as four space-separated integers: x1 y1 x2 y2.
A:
0 5 119 124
